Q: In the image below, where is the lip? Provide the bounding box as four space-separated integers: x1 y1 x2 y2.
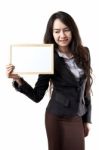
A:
59 39 68 42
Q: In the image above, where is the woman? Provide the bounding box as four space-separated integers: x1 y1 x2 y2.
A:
6 11 92 150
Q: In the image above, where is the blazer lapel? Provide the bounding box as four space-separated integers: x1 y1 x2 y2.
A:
54 51 86 85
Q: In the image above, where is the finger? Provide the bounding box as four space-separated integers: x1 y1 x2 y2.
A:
6 65 15 70
84 128 89 137
84 131 88 137
6 64 14 67
7 67 14 72
8 74 20 79
6 66 15 74
6 69 14 76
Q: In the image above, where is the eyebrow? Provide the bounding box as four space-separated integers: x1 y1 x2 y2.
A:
53 27 69 30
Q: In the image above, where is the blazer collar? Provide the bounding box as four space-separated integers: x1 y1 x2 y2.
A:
57 50 74 60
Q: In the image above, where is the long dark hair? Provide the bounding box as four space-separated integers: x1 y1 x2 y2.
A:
44 11 92 96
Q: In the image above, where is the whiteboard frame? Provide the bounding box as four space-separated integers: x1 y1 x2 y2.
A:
10 44 54 75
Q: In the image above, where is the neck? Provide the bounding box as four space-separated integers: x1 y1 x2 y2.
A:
59 47 73 58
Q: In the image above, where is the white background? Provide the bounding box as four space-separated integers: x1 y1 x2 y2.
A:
0 0 98 150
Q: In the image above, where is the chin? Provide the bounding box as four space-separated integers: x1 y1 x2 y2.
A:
60 44 69 47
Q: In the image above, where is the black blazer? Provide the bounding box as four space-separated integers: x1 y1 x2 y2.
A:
13 50 91 123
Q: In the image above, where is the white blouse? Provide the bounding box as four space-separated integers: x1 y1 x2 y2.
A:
57 50 84 79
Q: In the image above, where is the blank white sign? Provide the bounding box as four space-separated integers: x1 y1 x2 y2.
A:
10 44 54 74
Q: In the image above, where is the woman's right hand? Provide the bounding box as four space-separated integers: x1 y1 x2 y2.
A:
6 64 22 86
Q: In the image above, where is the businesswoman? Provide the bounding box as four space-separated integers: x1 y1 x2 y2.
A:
6 11 92 150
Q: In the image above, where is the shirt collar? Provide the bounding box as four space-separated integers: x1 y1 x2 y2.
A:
57 50 74 60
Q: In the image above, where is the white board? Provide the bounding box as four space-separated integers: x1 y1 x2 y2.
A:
10 44 54 74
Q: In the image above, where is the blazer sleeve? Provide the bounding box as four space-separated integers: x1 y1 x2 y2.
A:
12 74 51 103
82 95 92 123
82 47 92 123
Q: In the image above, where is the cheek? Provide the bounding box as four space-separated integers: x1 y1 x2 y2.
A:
53 34 58 41
69 34 72 40
67 32 72 41
69 32 72 38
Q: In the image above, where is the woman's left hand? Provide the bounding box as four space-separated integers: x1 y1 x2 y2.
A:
83 123 91 137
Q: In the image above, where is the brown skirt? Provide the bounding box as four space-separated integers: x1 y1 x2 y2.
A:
45 111 85 150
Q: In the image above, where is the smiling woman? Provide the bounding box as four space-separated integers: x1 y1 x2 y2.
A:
6 11 92 150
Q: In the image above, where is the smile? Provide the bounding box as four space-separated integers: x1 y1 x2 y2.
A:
59 39 68 42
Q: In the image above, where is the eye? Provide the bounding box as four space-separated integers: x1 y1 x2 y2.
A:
64 28 70 32
55 31 60 33
54 30 60 33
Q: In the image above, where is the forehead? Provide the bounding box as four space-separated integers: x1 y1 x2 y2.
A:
53 19 68 29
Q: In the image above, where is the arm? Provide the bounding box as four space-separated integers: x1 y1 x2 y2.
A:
13 75 51 103
82 79 92 137
82 94 91 123
82 47 92 137
6 64 51 103
82 47 92 123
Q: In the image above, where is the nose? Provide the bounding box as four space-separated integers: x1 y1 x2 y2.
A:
60 30 66 38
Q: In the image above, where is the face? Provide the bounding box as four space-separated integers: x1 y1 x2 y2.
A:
53 19 72 52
